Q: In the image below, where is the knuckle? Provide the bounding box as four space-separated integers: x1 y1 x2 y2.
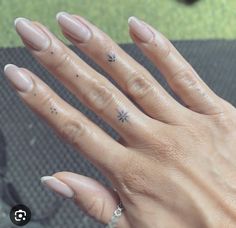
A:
183 123 209 145
59 120 86 145
120 154 150 196
211 111 236 133
39 92 54 108
119 150 161 198
152 136 183 161
170 68 201 92
85 197 105 221
118 138 183 200
32 90 58 116
53 52 71 71
127 72 153 99
138 129 185 161
84 82 114 112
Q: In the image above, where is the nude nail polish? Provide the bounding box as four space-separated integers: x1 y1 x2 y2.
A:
56 12 91 42
128 16 153 43
41 176 75 198
4 64 33 92
14 17 50 51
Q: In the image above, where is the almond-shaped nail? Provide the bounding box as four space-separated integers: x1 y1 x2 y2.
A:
14 17 50 51
41 176 74 198
4 64 33 92
128 16 153 43
56 12 91 43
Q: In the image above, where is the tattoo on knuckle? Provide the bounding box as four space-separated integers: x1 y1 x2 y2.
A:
39 93 59 115
127 72 153 98
84 83 114 111
60 121 85 144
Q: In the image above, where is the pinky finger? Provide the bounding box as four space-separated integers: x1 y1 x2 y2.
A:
41 172 130 227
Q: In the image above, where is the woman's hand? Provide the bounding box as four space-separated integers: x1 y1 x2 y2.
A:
4 13 236 228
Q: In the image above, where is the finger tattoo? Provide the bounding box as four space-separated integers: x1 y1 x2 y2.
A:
50 106 58 115
117 109 129 123
107 52 116 62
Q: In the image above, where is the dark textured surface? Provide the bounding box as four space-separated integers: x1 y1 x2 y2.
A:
0 41 236 227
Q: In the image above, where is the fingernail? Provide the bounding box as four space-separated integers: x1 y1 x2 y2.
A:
14 17 50 51
41 176 74 198
128 16 153 43
4 64 33 92
56 12 91 43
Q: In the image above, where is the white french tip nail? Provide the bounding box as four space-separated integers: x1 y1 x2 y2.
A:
4 64 33 92
128 16 136 24
41 176 75 198
56 11 68 21
4 64 14 72
41 176 55 182
14 17 29 27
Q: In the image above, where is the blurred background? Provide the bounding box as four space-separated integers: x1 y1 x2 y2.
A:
0 0 236 228
0 0 236 48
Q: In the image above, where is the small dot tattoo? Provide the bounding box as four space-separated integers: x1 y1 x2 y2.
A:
50 106 58 115
117 109 129 123
107 52 116 62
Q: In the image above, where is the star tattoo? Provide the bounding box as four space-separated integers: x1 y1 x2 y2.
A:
117 110 129 123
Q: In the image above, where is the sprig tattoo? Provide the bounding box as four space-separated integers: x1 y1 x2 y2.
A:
107 52 116 62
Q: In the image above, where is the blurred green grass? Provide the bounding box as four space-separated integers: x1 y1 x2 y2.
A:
0 0 236 47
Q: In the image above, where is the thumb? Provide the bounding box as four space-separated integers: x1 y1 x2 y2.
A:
40 171 128 226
